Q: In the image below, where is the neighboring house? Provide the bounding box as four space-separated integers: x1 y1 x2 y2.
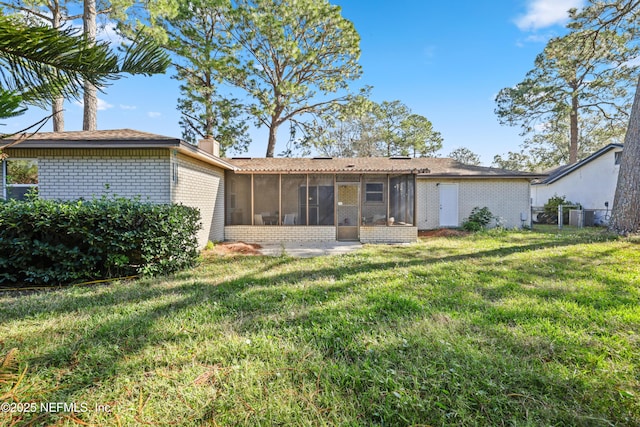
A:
2 130 542 246
531 143 623 222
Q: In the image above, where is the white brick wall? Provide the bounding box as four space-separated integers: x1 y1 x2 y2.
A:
7 149 171 203
171 153 225 247
417 179 531 229
225 226 337 242
360 226 417 243
225 225 418 243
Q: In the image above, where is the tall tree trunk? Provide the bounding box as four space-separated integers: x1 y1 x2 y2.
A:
52 98 64 132
610 76 640 234
51 3 64 131
569 90 579 164
266 119 278 157
204 72 213 139
82 0 98 131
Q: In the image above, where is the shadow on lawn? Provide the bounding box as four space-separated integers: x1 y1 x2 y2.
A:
1 232 637 425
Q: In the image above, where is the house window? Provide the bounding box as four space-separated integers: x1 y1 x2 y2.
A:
3 159 38 200
365 183 384 202
615 151 622 165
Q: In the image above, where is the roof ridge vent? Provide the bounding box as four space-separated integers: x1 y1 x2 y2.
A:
312 156 332 160
231 157 252 159
390 156 411 160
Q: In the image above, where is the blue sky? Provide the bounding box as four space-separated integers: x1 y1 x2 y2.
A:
5 0 585 164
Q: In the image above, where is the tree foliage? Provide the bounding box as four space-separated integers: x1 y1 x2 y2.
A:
304 98 442 158
220 0 363 157
493 112 626 171
301 95 375 157
133 0 363 157
492 151 538 171
449 147 482 166
401 113 442 157
495 24 638 165
158 0 249 153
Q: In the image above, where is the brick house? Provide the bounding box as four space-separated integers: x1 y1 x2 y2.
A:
1 130 542 247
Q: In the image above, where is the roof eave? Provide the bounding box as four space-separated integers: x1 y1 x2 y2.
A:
0 139 181 149
230 169 424 174
1 138 238 171
418 173 545 179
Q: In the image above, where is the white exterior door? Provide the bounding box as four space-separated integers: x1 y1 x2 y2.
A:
439 183 458 227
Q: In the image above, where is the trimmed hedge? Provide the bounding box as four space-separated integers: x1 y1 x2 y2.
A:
0 196 202 286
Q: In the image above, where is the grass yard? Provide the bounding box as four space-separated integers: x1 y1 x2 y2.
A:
1 228 639 426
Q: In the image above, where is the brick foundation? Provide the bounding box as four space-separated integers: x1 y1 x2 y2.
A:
360 226 417 243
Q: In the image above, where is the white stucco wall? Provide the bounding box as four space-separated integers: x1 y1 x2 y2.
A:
417 178 532 229
531 149 620 209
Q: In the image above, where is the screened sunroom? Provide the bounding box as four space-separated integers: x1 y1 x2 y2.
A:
223 157 422 242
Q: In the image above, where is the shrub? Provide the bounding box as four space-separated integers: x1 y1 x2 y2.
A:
0 196 201 287
462 206 493 232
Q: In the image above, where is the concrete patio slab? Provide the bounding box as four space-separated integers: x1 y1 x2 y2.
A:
258 241 363 258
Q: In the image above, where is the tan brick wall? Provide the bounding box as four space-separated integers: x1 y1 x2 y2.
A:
5 148 171 203
360 226 417 243
417 179 531 229
171 153 225 247
224 226 337 242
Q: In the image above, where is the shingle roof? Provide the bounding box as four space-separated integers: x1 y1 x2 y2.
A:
2 129 179 145
1 129 544 178
1 129 237 170
225 157 542 178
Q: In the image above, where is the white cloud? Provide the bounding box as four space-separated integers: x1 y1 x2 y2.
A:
515 0 585 31
72 98 114 111
148 112 162 118
119 104 137 110
97 98 114 111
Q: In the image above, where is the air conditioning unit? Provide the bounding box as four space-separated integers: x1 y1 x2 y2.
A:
583 209 596 227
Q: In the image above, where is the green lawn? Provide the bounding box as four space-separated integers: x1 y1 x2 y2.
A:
1 228 639 426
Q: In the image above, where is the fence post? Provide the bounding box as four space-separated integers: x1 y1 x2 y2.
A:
558 205 563 230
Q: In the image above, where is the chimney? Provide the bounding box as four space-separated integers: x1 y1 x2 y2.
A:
198 138 220 157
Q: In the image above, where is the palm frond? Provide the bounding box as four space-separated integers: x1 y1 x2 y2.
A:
0 15 119 102
0 88 26 119
119 33 171 76
0 16 170 106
